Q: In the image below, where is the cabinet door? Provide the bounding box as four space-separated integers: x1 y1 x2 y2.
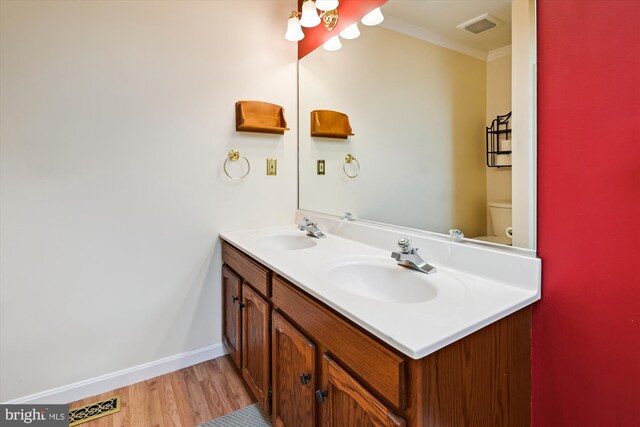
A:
272 311 317 427
242 283 271 413
319 354 405 427
222 265 242 369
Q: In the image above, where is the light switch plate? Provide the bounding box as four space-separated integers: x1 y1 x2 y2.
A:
267 158 277 176
317 160 325 175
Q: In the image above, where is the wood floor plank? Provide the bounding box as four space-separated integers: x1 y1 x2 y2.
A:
157 374 181 427
193 362 211 382
147 378 163 427
168 369 197 427
200 358 247 415
129 380 152 427
67 356 254 427
201 377 234 417
111 386 131 427
218 356 256 409
183 366 214 424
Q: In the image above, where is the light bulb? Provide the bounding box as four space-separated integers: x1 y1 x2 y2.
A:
339 22 360 39
300 0 321 28
315 0 339 12
285 14 304 42
323 35 342 51
361 7 384 26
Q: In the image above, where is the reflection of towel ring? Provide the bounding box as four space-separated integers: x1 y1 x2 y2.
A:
342 153 360 178
224 150 250 180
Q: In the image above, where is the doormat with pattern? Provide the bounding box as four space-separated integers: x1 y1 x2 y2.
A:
197 403 271 427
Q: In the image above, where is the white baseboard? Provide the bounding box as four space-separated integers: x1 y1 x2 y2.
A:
4 343 227 405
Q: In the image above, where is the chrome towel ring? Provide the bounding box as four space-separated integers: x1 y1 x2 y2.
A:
342 153 360 178
224 150 250 180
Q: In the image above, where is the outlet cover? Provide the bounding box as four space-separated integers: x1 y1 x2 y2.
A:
267 158 277 176
317 160 325 175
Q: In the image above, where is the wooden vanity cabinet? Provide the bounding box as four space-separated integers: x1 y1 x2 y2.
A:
221 265 242 369
271 311 317 427
271 275 406 410
320 354 405 427
221 240 531 427
241 283 270 412
221 242 271 413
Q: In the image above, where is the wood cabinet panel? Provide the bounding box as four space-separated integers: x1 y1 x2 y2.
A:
271 275 406 410
272 311 317 427
222 265 241 369
320 354 405 427
222 242 270 298
241 284 270 413
405 306 531 427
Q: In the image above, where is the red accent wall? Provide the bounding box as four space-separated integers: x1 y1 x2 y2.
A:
535 0 640 426
298 0 388 59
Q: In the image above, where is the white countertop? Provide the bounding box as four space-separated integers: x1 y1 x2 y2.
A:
220 217 540 359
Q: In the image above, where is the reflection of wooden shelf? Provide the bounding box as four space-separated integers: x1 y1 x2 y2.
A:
311 110 354 139
236 101 289 134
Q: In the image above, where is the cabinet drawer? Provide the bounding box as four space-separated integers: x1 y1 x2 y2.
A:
222 242 269 298
272 275 406 410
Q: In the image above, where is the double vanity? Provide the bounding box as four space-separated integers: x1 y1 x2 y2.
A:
220 212 541 427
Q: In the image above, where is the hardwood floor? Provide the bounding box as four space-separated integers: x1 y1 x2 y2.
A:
68 355 256 427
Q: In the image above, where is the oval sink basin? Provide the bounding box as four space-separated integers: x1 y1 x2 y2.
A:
327 259 464 304
257 234 318 250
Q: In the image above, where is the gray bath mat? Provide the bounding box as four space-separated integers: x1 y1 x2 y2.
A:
197 403 271 427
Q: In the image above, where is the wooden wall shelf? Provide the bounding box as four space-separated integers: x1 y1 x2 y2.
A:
311 110 354 139
236 101 289 135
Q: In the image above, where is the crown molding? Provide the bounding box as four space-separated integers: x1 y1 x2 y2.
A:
487 45 512 61
381 16 488 61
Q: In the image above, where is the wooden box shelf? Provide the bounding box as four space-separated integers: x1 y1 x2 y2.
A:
311 110 354 139
236 100 289 134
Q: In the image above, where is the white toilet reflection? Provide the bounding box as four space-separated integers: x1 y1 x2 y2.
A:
475 202 512 245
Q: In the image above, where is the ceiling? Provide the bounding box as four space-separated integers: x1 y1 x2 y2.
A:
381 0 512 54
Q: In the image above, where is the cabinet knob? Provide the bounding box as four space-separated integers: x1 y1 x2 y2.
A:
299 373 311 385
315 389 328 403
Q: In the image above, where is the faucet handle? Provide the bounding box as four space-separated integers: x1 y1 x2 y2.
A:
397 237 412 253
449 229 464 242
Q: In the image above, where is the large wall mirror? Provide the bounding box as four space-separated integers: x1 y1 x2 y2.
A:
298 0 536 250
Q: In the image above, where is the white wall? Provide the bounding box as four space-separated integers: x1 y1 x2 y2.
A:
299 25 487 237
0 0 297 402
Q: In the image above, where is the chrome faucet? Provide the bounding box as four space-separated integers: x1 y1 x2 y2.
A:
449 229 464 242
298 217 326 238
391 237 436 274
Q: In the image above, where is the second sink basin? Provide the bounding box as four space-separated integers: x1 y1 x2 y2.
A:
327 258 465 304
257 234 318 250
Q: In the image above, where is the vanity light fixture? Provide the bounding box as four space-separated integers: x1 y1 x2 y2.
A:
361 7 384 26
323 35 342 51
315 0 339 12
285 1 384 49
285 11 305 42
300 0 321 27
339 22 360 40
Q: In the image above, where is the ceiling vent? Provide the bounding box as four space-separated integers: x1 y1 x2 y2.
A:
457 13 503 35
